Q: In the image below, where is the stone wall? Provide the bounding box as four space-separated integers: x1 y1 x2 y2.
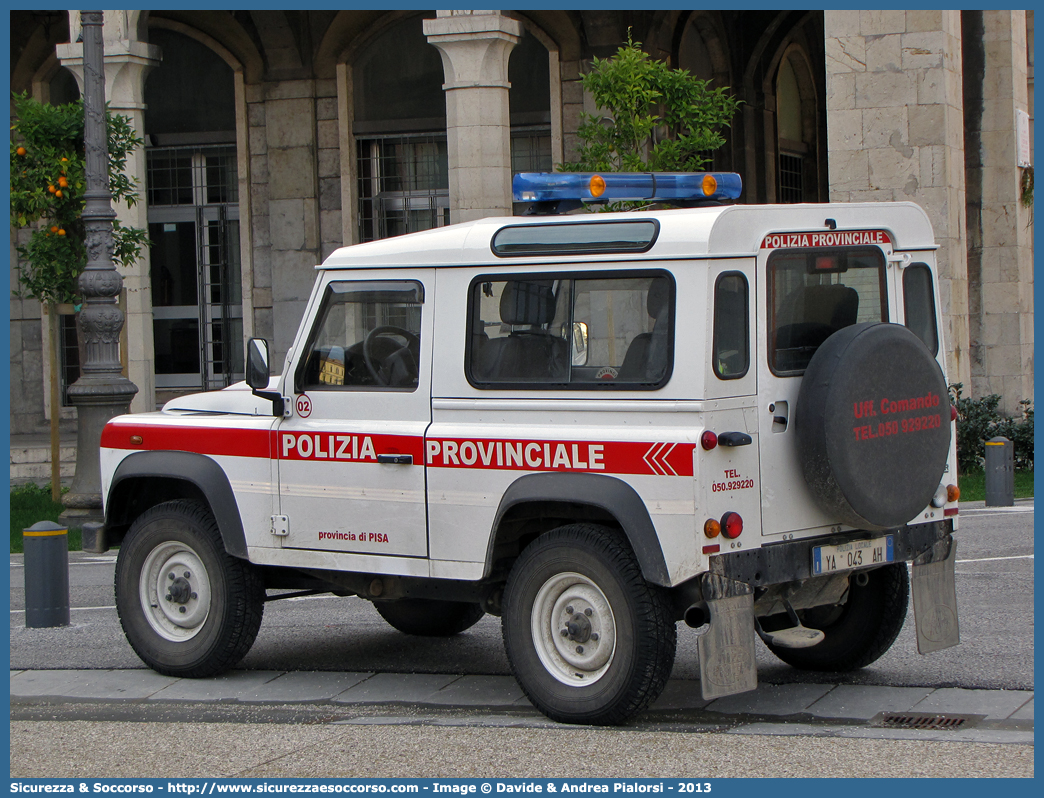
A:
966 11 1034 411
246 79 336 368
825 9 971 394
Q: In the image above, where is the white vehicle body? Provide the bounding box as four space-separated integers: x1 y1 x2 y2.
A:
99 195 961 724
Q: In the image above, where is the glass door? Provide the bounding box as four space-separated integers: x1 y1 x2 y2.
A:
147 146 243 392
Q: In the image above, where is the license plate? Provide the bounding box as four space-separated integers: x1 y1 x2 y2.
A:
812 535 893 575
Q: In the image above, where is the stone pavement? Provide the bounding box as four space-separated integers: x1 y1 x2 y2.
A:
10 668 1033 745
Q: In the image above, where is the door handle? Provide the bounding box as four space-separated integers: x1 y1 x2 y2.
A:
717 431 753 447
377 454 413 465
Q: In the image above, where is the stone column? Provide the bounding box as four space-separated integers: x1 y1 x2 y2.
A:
824 10 971 390
968 11 1033 410
424 10 522 223
57 11 161 414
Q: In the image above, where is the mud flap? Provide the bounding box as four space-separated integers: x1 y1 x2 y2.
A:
911 537 960 654
698 572 758 700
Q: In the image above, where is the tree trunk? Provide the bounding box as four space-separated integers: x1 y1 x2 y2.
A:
48 301 61 502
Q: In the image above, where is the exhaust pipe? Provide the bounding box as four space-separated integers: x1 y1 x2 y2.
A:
684 604 707 628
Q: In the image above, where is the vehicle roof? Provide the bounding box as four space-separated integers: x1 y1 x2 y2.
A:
319 201 937 270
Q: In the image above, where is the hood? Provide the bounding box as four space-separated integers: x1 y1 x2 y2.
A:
161 378 280 417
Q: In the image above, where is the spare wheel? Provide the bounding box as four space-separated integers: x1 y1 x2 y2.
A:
794 322 950 531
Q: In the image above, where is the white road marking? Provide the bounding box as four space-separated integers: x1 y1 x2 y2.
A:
956 554 1034 564
960 506 1033 514
12 605 116 614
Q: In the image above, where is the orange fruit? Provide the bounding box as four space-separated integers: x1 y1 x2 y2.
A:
50 226 58 233
55 189 63 198
61 157 68 162
58 177 68 188
58 229 66 236
16 146 26 156
48 185 56 193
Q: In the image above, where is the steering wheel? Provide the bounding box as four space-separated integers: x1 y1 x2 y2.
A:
363 326 420 386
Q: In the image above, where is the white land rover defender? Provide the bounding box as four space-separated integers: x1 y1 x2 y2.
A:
97 172 961 725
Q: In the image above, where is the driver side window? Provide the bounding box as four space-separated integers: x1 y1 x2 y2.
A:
297 280 423 392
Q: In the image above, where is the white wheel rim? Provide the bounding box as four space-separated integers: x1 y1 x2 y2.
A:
531 571 617 687
139 541 212 642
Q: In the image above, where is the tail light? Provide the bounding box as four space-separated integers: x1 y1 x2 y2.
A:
703 518 721 538
721 511 743 539
947 484 960 503
701 431 718 450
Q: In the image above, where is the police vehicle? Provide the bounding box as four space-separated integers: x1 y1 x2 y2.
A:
98 171 960 725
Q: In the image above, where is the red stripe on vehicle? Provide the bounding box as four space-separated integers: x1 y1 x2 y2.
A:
274 431 424 462
425 438 695 477
103 422 695 476
101 422 271 458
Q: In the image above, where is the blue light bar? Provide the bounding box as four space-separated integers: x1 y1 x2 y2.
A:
513 172 743 204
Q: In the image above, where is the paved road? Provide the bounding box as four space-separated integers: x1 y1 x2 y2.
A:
10 501 1034 690
8 501 1034 778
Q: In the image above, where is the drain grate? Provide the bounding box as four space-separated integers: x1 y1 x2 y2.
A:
871 712 983 730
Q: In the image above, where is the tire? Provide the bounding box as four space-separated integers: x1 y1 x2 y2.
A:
502 524 677 726
374 599 485 636
115 500 265 677
765 563 909 671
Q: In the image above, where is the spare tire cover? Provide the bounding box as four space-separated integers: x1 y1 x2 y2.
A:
795 322 950 531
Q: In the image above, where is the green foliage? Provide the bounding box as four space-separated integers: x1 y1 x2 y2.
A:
10 92 148 305
949 383 1034 472
9 483 81 553
562 34 741 177
957 468 1034 502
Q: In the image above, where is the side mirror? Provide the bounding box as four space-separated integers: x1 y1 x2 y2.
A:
246 338 270 390
245 338 283 416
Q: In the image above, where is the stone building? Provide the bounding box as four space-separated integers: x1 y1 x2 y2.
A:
8 9 1034 440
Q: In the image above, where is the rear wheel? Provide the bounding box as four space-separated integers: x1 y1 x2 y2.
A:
764 563 909 671
502 524 676 725
115 500 264 677
374 599 485 636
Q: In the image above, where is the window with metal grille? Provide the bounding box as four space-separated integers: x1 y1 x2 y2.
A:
779 151 804 203
511 128 552 174
357 135 450 243
147 146 238 207
59 313 80 407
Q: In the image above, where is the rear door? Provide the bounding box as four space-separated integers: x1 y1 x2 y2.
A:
697 260 762 548
756 232 894 537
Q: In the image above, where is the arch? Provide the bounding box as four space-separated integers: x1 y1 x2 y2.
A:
676 11 732 87
315 10 409 78
11 11 71 94
771 39 821 202
144 26 238 138
148 12 263 83
148 17 247 75
776 43 818 145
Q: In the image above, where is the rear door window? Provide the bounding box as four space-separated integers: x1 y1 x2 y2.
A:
768 247 886 375
903 263 939 355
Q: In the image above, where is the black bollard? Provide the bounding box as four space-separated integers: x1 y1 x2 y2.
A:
984 436 1015 507
23 521 70 628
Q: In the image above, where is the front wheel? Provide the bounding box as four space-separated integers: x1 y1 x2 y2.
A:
115 500 264 677
764 563 909 671
502 524 676 725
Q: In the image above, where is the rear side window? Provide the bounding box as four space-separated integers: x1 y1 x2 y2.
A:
903 263 939 355
467 272 673 389
713 272 749 379
768 247 886 375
